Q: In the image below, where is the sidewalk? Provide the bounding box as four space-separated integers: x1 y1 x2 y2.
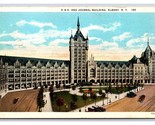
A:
70 87 144 112
42 92 53 112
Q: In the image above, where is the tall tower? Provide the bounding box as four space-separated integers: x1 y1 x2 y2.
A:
69 17 89 84
141 37 155 83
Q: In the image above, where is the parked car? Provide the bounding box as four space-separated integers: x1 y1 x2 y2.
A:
138 95 145 102
88 107 95 112
13 98 19 104
127 92 137 98
92 106 106 112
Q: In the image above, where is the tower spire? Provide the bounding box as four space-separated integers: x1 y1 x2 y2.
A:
77 17 80 30
70 30 73 39
147 36 149 46
71 30 73 37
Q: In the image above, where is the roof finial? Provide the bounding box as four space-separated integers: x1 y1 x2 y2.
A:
86 33 88 39
147 36 149 46
70 30 73 39
77 17 80 30
71 30 73 36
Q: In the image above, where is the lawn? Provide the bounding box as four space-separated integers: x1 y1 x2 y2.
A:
51 91 105 112
80 86 137 94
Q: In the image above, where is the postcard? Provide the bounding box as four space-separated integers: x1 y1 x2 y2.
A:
0 5 155 118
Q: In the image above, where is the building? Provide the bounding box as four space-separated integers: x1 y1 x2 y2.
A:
0 56 69 90
0 18 155 94
69 17 89 84
0 58 7 97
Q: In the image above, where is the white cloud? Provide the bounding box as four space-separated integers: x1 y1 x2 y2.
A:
126 33 155 48
101 41 118 48
49 39 69 46
112 32 132 41
89 37 102 42
82 22 121 34
16 20 57 29
38 29 71 38
126 35 148 48
0 20 122 60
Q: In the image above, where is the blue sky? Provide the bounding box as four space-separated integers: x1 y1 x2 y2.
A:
0 12 155 61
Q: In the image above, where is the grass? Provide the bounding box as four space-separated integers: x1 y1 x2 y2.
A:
51 91 105 112
80 86 137 94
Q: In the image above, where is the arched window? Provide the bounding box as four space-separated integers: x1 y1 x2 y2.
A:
90 68 95 77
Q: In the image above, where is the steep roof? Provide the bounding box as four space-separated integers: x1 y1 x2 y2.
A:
96 60 130 67
143 43 153 57
129 55 138 64
0 55 69 66
73 17 87 41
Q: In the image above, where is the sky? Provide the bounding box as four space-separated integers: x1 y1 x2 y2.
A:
0 12 155 61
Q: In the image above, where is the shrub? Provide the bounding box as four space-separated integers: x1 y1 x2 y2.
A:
70 101 77 110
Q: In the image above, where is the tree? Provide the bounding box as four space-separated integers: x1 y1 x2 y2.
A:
63 84 66 89
70 101 76 110
56 83 60 89
79 87 83 93
91 93 97 105
49 86 54 99
116 85 119 94
56 97 64 111
89 87 92 94
37 86 45 112
72 85 76 91
82 93 88 105
105 88 109 104
72 94 78 103
98 88 103 99
102 93 106 105
108 82 112 93
127 83 130 92
120 82 123 93
49 85 54 92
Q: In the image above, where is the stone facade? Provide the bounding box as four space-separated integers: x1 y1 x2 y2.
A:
69 17 88 84
0 56 69 90
0 59 7 96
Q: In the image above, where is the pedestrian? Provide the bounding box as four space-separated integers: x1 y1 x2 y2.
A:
79 109 81 112
115 95 117 99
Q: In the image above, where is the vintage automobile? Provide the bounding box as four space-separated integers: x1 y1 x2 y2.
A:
92 106 106 112
127 92 137 98
138 95 145 102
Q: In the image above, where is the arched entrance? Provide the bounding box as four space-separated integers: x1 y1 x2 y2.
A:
90 79 95 83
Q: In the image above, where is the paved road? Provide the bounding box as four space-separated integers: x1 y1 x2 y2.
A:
0 89 38 112
71 87 143 112
105 85 155 112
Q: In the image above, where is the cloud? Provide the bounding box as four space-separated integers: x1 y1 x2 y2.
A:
49 39 69 46
126 33 155 48
0 20 122 60
82 22 121 34
89 37 102 42
16 20 57 29
38 29 71 38
112 32 132 41
100 41 118 48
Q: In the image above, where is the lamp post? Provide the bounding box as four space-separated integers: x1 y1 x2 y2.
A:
64 103 68 112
